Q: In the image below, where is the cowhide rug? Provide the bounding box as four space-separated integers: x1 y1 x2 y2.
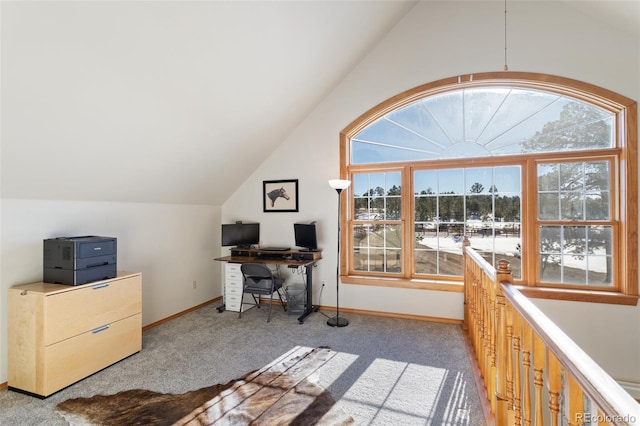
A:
55 346 353 425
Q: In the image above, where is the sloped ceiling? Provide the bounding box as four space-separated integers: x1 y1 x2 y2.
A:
1 1 637 206
1 0 417 205
564 0 639 38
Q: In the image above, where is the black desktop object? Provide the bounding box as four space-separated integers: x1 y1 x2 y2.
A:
221 222 260 248
294 222 318 251
43 236 117 285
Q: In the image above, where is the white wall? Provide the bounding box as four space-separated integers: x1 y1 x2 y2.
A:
532 298 640 384
222 1 640 383
0 199 221 383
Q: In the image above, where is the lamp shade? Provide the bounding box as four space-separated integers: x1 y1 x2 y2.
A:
328 179 351 190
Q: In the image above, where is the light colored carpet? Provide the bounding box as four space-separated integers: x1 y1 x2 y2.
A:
0 303 486 425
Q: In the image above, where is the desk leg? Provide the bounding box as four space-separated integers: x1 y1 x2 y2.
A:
297 263 315 324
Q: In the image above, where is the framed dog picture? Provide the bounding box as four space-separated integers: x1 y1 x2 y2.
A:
263 179 299 212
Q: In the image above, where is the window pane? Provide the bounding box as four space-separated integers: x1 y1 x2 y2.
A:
538 161 611 221
352 224 402 273
585 161 611 220
439 169 463 194
560 192 584 220
539 225 613 286
414 234 464 276
414 249 438 275
414 169 437 194
539 193 560 220
353 172 402 220
495 195 521 223
466 228 522 280
352 88 614 164
439 195 464 222
537 164 558 191
414 165 522 278
415 196 437 222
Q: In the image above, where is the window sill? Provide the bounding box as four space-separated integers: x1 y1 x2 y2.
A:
511 286 638 306
341 275 638 305
342 275 464 292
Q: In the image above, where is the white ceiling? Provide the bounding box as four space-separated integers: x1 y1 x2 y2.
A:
563 0 639 38
1 1 637 206
1 0 418 205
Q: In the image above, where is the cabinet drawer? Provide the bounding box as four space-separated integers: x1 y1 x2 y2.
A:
226 280 242 289
45 275 141 345
226 301 241 312
225 278 242 287
226 285 243 295
226 293 241 304
43 313 141 396
226 263 241 273
225 271 243 281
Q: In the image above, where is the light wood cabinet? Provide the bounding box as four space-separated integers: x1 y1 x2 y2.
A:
8 271 142 397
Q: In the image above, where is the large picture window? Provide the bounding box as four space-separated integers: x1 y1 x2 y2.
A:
340 72 637 302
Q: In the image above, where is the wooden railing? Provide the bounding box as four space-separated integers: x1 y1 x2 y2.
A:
463 245 640 425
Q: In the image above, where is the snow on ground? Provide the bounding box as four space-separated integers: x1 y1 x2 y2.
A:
419 235 607 272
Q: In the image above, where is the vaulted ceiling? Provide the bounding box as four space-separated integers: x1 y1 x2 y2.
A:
1 1 637 205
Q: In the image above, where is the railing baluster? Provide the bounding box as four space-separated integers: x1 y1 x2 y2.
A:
512 311 522 426
599 409 613 426
568 375 584 426
488 272 497 415
547 350 562 426
522 322 533 426
533 331 545 426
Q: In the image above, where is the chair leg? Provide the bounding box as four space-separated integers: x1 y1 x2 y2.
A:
251 294 260 308
277 288 287 312
238 289 244 319
267 291 274 322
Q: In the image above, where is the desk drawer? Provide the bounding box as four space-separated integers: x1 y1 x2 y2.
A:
226 285 243 296
226 297 253 313
226 294 241 312
226 263 241 273
225 271 243 282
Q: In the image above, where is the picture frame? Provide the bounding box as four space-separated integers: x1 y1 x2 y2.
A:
263 179 299 212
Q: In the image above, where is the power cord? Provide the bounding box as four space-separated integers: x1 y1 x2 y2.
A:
316 280 330 318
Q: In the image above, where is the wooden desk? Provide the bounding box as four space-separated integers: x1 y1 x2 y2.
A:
214 249 322 324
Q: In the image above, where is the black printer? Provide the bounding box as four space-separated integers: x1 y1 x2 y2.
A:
43 236 117 285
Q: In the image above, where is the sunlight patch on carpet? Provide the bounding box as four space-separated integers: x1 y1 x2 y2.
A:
334 359 472 425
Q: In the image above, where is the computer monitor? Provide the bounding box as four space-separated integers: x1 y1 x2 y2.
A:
294 222 318 251
221 223 260 248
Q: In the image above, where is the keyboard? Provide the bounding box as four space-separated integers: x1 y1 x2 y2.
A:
260 247 291 252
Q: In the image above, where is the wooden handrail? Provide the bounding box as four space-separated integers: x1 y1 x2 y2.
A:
502 284 640 425
463 245 640 426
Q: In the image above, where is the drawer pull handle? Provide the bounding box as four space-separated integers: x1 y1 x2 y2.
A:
92 325 110 334
92 283 110 290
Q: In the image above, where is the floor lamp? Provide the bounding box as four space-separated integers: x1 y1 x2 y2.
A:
327 179 351 327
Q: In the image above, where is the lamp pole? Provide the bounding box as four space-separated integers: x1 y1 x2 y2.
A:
327 179 351 327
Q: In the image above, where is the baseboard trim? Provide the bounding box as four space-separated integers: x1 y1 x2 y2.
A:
141 297 461 332
255 299 463 324
317 305 463 325
142 297 222 331
0 382 7 391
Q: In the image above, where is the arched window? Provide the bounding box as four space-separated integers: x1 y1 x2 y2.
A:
340 72 637 304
